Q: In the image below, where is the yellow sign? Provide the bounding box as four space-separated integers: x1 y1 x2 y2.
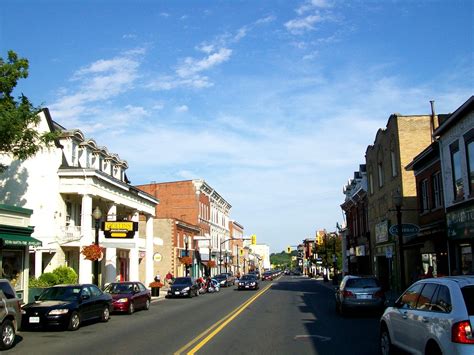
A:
239 249 244 256
103 221 138 239
251 234 257 245
153 253 162 262
286 246 291 253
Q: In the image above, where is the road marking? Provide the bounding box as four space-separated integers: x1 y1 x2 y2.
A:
174 283 272 355
294 335 331 342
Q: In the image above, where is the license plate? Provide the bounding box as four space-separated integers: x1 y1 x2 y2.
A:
175 291 180 295
358 294 372 299
245 285 249 288
29 316 40 323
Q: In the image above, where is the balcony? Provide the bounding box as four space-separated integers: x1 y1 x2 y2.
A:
57 225 83 244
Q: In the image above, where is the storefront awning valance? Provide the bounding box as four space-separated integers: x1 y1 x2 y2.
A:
0 233 42 247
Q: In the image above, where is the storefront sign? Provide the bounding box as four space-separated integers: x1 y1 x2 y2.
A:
375 220 388 244
389 223 420 238
447 206 474 239
103 221 138 239
153 253 162 262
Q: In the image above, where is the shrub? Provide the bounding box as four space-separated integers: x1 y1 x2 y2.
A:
52 266 78 284
38 272 59 286
28 277 50 288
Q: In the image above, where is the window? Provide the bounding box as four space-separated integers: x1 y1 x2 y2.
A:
378 163 384 187
466 137 474 195
2 250 24 291
431 285 452 313
90 285 102 297
420 179 429 212
416 283 438 310
398 283 424 309
432 172 443 208
391 150 397 177
369 173 374 194
450 141 464 200
72 142 78 166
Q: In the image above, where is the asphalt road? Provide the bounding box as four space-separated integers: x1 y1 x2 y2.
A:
7 276 381 355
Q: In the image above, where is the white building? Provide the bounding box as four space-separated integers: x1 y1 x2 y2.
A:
0 109 158 289
247 243 271 270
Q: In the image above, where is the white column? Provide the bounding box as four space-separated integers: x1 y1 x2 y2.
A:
35 251 43 278
145 215 154 286
79 194 93 284
105 248 117 284
129 211 140 281
108 204 117 222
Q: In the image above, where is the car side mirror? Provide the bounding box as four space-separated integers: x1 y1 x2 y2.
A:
34 295 39 301
81 294 90 300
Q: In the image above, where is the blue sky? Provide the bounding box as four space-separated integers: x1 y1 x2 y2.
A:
1 0 473 253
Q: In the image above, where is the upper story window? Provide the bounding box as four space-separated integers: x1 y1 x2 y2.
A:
432 172 443 209
369 173 374 194
450 141 464 201
378 163 384 188
420 179 429 213
465 129 474 196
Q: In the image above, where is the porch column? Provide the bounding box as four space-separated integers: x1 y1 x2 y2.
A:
146 215 154 286
129 211 140 281
79 194 93 284
105 248 117 284
35 251 43 278
108 204 117 221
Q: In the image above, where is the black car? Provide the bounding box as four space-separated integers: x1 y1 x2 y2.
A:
167 277 199 298
261 271 273 281
237 274 259 290
21 284 112 331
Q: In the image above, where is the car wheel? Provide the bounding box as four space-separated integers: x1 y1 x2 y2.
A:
101 306 110 322
380 325 393 355
425 341 442 355
0 319 15 350
128 301 135 315
68 311 81 331
144 299 150 310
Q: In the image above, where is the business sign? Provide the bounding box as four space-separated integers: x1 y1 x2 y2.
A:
375 220 389 244
103 221 138 239
389 223 420 238
447 206 474 239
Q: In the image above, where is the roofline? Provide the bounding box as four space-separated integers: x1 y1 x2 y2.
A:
434 96 474 136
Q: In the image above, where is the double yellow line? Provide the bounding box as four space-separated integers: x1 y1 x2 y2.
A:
174 283 273 355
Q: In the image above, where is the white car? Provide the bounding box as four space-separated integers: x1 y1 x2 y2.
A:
380 276 474 355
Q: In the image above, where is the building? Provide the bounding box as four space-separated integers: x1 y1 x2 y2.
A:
229 220 244 276
366 112 437 292
0 109 158 289
341 165 371 275
434 96 474 275
135 179 232 276
249 243 270 271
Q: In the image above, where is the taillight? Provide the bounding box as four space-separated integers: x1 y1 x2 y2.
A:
452 320 474 344
374 291 384 299
342 290 355 298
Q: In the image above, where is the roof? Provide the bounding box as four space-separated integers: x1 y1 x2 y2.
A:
433 96 474 136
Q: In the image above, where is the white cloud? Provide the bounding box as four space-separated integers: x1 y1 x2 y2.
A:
175 105 189 112
297 0 332 15
176 48 232 78
285 14 323 34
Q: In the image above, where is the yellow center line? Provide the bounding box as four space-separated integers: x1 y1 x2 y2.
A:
187 283 273 354
174 283 273 355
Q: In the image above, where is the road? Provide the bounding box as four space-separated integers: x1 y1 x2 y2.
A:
7 276 381 355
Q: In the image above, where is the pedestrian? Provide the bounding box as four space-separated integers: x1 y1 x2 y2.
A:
154 273 161 282
166 270 174 285
424 265 434 278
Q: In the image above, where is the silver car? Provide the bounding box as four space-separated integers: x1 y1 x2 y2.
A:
0 279 21 350
335 275 385 315
380 276 474 355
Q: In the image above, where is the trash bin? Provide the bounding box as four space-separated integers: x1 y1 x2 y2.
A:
151 287 160 297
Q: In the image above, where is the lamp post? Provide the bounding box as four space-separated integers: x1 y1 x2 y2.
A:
92 206 102 286
393 190 405 291
184 235 189 276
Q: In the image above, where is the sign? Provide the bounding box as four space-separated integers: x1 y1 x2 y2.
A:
103 221 138 239
153 253 162 262
375 220 388 244
389 223 420 238
385 246 393 259
355 245 365 256
447 206 474 239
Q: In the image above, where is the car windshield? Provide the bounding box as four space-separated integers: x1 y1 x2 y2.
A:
461 286 474 315
38 286 82 301
241 275 255 281
346 278 379 288
215 275 226 280
104 283 134 294
173 277 191 285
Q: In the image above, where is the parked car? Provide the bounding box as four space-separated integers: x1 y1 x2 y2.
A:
104 281 151 314
380 276 474 355
262 271 274 281
167 277 199 298
21 284 112 331
210 279 221 292
238 274 259 290
0 279 21 350
335 275 385 315
224 272 236 285
214 274 231 287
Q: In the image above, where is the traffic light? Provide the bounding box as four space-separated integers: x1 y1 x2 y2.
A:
286 246 291 253
239 248 244 256
251 234 257 245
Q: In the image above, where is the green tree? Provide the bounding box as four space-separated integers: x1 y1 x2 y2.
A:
0 50 57 172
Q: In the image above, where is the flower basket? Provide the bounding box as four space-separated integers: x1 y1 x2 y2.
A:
207 260 216 268
180 256 193 266
81 244 103 261
149 281 163 288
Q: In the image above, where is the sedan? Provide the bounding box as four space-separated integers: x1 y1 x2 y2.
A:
335 275 385 315
21 284 112 331
238 274 259 290
167 277 199 298
262 271 273 281
104 282 151 314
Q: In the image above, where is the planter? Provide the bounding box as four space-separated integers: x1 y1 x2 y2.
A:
151 287 160 297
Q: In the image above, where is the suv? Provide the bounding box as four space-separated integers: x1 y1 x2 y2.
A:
380 276 474 355
0 279 21 350
335 275 385 315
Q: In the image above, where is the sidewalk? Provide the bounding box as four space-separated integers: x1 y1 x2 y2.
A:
151 287 169 303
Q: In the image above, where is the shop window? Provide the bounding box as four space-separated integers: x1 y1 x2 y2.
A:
2 250 24 291
450 141 464 201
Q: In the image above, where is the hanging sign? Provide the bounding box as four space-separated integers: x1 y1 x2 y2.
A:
103 221 138 239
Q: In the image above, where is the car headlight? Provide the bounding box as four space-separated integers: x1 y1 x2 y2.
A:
250 282 255 285
49 309 69 315
239 283 244 286
116 298 129 303
182 287 190 292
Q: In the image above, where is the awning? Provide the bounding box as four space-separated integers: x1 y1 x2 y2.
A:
0 233 42 247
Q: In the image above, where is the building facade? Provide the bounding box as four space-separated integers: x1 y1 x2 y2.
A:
229 220 244 276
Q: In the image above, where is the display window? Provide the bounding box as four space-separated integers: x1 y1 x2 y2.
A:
2 249 24 291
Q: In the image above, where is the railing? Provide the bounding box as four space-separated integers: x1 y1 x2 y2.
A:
57 225 83 244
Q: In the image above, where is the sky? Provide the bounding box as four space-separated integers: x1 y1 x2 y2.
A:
1 0 473 253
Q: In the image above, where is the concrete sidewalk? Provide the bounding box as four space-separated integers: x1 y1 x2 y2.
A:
150 287 169 303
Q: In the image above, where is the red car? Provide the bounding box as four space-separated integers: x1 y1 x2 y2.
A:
104 282 151 314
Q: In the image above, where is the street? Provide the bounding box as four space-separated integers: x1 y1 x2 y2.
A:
8 276 381 355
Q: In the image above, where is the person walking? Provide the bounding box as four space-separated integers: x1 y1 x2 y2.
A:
166 271 174 285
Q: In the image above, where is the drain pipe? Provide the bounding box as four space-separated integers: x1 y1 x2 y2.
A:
430 100 436 142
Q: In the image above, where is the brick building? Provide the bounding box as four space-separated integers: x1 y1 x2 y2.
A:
229 220 244 276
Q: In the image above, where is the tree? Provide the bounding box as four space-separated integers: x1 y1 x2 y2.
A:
0 50 57 172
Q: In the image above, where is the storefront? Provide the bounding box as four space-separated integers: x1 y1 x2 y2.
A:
0 204 42 302
447 204 474 275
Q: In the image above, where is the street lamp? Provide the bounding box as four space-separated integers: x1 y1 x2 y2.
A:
392 190 405 290
92 206 102 286
184 235 189 276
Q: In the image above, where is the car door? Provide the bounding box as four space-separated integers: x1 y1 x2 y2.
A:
390 283 424 351
89 285 105 317
79 286 94 320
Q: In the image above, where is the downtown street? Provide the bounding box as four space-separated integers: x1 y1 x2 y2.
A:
8 276 381 355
